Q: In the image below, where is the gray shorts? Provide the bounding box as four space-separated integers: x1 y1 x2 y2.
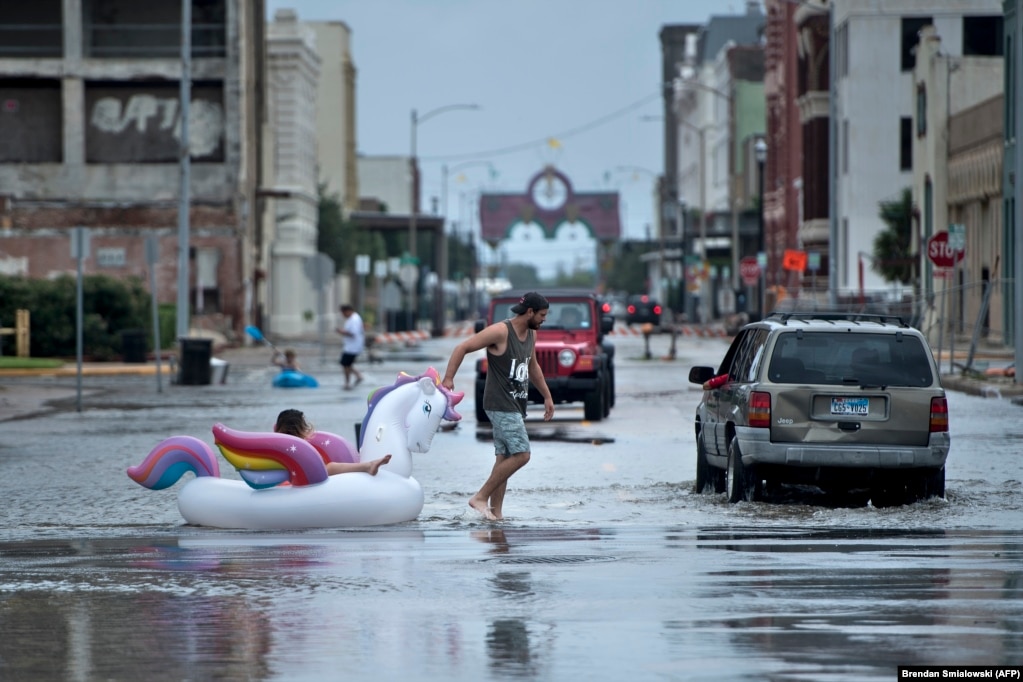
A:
485 410 531 457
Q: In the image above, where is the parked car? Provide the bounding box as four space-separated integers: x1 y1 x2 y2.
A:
475 289 615 422
625 295 661 326
688 312 950 506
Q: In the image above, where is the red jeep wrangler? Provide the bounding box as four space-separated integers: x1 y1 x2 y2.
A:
474 289 616 422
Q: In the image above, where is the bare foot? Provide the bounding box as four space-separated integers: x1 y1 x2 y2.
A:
468 497 497 521
490 507 504 521
366 454 391 475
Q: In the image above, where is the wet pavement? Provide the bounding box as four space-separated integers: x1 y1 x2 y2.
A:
1 332 1021 680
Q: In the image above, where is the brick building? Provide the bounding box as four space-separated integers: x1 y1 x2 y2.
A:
0 0 266 339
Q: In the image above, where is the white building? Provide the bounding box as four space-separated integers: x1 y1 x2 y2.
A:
912 24 1004 343
307 21 359 215
264 9 325 337
357 155 413 215
832 0 1001 293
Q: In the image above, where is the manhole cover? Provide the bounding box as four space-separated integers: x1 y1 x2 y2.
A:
477 555 617 565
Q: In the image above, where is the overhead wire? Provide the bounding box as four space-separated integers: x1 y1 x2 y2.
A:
422 87 665 162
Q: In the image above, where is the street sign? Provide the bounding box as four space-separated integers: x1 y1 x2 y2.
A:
739 256 760 286
782 249 807 271
399 263 419 290
807 251 821 272
927 231 965 268
948 223 966 251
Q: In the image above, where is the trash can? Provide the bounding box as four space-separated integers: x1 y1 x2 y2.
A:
177 338 212 385
210 357 229 385
120 329 147 363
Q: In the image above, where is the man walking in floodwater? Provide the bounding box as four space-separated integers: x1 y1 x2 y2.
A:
442 291 554 521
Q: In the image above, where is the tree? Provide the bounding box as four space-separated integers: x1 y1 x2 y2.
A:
604 241 651 294
317 184 385 273
873 187 916 285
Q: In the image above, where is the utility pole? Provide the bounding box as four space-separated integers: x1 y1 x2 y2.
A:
175 0 192 340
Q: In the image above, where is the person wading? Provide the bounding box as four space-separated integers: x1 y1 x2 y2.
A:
442 292 554 520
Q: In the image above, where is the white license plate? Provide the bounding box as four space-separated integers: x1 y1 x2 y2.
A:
831 397 869 416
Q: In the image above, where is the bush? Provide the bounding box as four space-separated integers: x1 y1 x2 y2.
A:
0 274 164 359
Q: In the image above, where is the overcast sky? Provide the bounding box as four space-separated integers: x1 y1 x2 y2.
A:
266 0 756 277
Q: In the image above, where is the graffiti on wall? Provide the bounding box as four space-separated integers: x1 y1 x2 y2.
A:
86 84 225 163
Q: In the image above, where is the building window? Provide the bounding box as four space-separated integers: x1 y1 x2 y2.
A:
841 119 849 175
916 84 927 137
0 1 63 57
1007 35 1015 139
0 79 63 162
85 81 225 163
836 23 849 79
963 16 1003 57
83 0 226 59
901 16 932 72
840 218 849 286
900 117 912 171
96 248 127 268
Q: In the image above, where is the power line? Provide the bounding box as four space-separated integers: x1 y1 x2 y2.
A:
422 87 664 162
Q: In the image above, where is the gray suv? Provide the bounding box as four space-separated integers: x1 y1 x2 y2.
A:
688 312 950 506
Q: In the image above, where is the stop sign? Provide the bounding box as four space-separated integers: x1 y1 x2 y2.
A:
927 231 965 268
739 256 760 285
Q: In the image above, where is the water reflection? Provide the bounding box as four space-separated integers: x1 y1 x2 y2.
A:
669 527 1023 670
487 619 545 678
0 591 274 681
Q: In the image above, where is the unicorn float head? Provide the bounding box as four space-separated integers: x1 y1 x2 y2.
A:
356 367 463 478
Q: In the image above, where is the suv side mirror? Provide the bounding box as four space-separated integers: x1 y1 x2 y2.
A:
474 320 485 334
600 315 614 335
688 366 715 385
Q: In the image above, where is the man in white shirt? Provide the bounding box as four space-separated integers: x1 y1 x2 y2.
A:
336 304 365 389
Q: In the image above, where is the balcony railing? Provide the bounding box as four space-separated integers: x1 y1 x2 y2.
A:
0 24 63 57
84 23 226 58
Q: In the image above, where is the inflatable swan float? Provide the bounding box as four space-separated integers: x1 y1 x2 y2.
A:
127 368 463 529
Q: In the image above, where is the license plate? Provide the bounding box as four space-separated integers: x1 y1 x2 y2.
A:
831 397 869 416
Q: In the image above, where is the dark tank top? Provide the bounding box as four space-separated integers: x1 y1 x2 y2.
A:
483 320 534 416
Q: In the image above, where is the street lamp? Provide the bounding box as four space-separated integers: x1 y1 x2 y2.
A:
755 137 767 318
408 103 480 332
440 159 495 325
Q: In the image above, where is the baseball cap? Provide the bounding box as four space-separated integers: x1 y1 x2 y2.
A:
510 292 549 314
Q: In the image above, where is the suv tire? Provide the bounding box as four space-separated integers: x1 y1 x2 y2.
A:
695 429 711 494
726 440 761 503
475 384 490 425
607 364 616 408
583 377 605 422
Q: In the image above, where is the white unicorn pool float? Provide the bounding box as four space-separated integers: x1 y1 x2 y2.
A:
127 368 463 529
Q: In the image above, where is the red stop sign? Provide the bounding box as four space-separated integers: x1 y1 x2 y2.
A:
739 257 760 285
927 231 964 268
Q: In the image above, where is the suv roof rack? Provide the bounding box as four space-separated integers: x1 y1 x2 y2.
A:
767 311 908 327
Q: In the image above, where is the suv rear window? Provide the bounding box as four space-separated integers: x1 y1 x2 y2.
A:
768 331 934 387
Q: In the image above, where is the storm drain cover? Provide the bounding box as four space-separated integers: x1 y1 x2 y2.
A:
477 555 617 565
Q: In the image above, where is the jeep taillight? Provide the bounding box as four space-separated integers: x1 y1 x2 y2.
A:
749 391 771 428
627 305 636 314
929 396 948 432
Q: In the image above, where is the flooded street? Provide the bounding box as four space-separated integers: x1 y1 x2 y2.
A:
1 334 1021 680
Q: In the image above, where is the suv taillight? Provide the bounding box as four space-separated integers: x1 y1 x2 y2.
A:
749 391 771 428
929 396 949 432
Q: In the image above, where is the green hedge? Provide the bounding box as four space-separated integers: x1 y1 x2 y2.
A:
0 274 173 360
